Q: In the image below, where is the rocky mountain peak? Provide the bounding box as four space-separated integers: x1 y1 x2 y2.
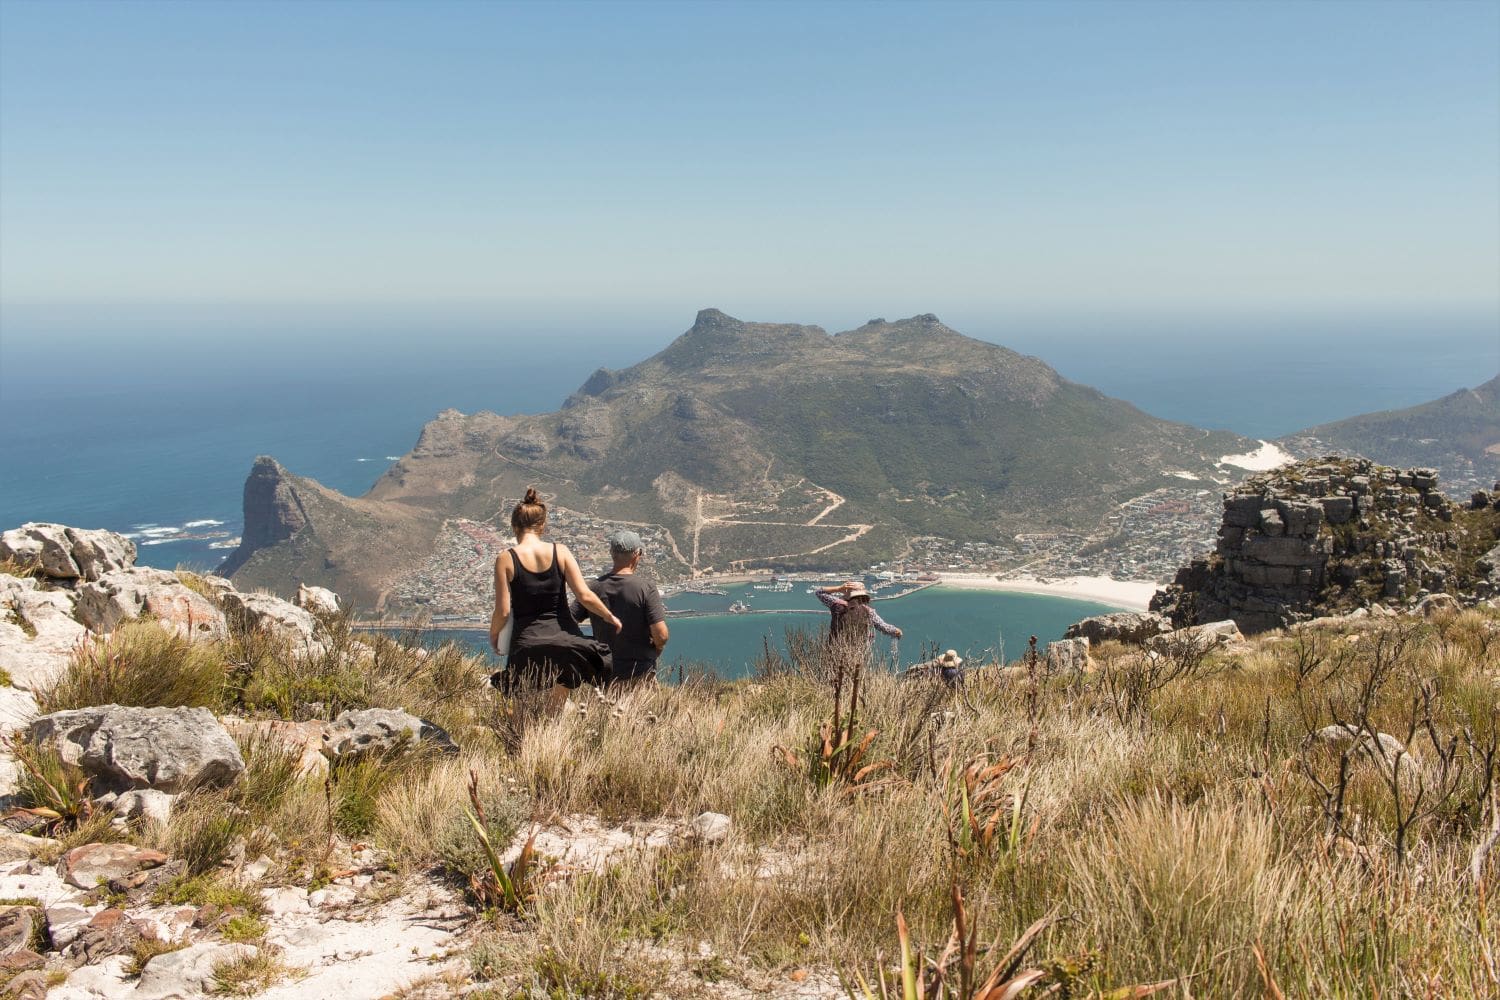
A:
689 308 742 335
217 457 308 576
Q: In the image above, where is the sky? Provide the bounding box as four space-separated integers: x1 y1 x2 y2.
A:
1 0 1498 344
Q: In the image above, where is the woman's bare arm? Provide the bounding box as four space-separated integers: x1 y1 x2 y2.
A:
559 545 622 631
489 553 512 653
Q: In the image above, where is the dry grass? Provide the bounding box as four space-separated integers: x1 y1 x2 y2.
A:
447 608 1500 996
24 597 1499 996
40 619 231 713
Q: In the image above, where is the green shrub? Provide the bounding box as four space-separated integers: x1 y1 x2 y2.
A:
40 620 229 712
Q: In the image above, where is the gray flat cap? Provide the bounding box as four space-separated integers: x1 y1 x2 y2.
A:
608 529 643 555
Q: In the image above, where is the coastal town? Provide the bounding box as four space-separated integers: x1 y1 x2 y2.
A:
384 482 1223 621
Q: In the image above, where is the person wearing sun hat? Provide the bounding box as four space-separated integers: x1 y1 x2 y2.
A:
814 579 903 651
903 648 965 687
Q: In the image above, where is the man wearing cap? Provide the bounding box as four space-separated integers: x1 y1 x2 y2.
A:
572 530 669 686
814 580 902 650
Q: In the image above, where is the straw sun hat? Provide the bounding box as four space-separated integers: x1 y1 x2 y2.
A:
939 650 963 667
845 581 870 599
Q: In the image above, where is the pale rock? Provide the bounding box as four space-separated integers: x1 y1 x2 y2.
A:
690 811 732 843
1312 723 1416 778
0 832 56 864
95 788 177 826
135 942 258 1000
261 886 311 917
29 705 245 794
0 578 91 692
322 708 457 760
295 583 340 616
0 523 135 581
220 717 331 778
221 590 326 655
1152 620 1245 650
1063 611 1172 645
47 955 131 998
75 568 227 640
58 843 169 889
0 687 39 802
130 904 198 945
1044 636 1092 673
1416 593 1461 617
42 903 94 951
200 574 237 599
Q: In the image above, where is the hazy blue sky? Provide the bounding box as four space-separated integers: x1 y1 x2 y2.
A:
1 0 1498 336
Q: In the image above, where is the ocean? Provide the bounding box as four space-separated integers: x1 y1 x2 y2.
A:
426 582 1119 679
2 314 1495 657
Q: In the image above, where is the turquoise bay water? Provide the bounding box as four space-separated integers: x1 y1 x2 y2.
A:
435 583 1119 679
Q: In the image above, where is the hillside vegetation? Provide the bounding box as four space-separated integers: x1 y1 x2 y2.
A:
11 594 1498 997
223 310 1250 609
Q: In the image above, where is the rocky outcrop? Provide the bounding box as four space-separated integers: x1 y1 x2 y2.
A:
74 568 226 640
1063 611 1172 645
216 457 308 577
322 708 456 760
1 574 90 691
1152 458 1500 633
221 590 324 655
1044 637 1093 673
28 706 245 795
295 584 339 616
0 524 136 582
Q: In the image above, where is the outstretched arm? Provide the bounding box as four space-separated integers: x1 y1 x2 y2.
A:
868 606 902 639
489 554 512 653
560 545 622 632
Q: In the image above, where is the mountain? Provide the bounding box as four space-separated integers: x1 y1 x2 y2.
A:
1279 374 1500 495
222 310 1251 613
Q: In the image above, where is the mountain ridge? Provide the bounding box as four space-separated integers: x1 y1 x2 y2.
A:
221 310 1256 612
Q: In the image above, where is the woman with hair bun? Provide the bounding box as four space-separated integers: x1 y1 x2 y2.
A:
490 487 620 703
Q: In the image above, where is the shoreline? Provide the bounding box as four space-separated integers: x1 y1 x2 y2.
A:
363 572 1156 630
933 572 1157 611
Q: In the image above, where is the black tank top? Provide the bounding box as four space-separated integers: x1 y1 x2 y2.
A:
509 544 566 627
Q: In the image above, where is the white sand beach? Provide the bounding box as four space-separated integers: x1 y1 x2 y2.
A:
935 572 1158 611
1219 440 1294 472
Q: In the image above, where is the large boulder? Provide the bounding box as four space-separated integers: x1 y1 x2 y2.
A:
1150 619 1246 650
28 705 245 794
1044 636 1093 673
75 568 227 640
322 708 457 761
221 590 325 655
295 583 340 616
0 574 91 691
0 524 136 582
1063 611 1172 645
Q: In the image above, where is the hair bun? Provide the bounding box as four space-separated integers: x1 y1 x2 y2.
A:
523 487 541 505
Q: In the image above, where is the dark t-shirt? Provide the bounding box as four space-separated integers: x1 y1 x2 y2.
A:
577 572 666 662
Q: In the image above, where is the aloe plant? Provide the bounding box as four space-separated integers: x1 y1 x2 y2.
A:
465 768 537 914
